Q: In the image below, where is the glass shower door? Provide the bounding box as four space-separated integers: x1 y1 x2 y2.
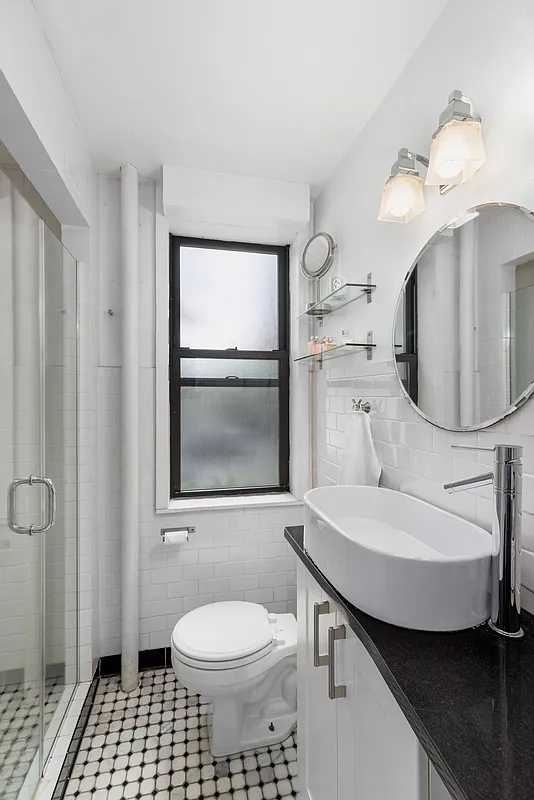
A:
0 170 78 800
41 224 78 768
0 175 45 800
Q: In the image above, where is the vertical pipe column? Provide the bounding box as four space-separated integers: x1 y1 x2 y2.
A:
120 164 139 692
459 222 477 427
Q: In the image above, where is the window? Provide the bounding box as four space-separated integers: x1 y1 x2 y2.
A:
169 236 290 498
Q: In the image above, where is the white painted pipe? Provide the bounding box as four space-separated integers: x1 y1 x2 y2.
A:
459 222 477 427
120 164 139 692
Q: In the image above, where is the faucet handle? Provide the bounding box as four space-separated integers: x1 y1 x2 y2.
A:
451 444 494 452
451 443 523 460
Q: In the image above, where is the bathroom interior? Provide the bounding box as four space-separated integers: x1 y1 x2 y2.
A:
2 1 534 799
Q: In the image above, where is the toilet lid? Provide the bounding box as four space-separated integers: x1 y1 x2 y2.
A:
171 601 275 663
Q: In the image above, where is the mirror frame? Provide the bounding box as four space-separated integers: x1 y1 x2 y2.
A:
392 201 534 432
300 231 337 279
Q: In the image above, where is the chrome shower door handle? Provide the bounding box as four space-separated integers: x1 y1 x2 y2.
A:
8 477 32 534
313 601 330 667
328 624 347 700
32 476 56 533
7 475 56 535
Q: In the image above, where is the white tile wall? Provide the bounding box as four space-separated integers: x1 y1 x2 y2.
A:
314 354 534 596
62 216 99 684
96 177 303 658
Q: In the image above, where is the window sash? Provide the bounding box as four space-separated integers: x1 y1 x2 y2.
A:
169 237 290 499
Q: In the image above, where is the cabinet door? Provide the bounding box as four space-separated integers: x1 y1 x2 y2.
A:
337 609 424 800
297 563 339 800
429 764 453 800
336 612 387 800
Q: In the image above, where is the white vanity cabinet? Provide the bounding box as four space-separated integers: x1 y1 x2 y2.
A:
297 562 453 800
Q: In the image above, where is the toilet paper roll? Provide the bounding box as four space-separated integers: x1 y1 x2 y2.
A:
161 529 190 544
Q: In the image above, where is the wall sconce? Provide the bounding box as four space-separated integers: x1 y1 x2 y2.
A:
378 148 429 223
425 90 486 188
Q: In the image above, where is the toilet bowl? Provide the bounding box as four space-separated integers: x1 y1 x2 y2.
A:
171 601 297 757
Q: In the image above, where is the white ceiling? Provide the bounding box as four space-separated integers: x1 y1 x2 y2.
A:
33 0 449 193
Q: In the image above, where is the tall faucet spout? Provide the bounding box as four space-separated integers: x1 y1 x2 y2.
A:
443 471 493 493
443 443 524 638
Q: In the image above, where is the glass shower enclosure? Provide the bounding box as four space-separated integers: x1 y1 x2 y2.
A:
0 168 79 799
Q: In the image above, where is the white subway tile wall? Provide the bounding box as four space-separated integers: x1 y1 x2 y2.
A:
95 178 303 658
315 354 534 599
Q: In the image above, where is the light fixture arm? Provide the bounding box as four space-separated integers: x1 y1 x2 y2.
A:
390 148 429 178
411 152 429 170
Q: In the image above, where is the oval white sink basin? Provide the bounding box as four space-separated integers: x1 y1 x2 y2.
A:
304 486 492 632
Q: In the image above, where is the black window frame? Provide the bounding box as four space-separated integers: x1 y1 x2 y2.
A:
169 235 290 499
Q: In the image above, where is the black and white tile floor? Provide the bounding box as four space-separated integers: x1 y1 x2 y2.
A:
64 667 298 800
0 679 64 800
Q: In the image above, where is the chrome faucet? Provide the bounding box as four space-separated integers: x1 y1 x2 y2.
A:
444 444 523 639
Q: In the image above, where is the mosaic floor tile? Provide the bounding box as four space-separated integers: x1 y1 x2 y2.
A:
0 678 64 800
64 667 298 799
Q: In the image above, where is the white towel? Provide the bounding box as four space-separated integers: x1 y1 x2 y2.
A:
338 412 382 486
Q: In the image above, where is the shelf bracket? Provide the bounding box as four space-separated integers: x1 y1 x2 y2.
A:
366 272 373 303
366 330 373 360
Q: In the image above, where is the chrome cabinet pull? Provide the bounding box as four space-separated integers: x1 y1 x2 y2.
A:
328 624 347 699
7 475 56 535
313 601 330 667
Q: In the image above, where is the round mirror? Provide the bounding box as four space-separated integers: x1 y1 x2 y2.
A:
393 203 534 431
301 232 336 279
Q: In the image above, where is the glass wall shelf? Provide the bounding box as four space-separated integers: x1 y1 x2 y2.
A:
294 342 376 363
296 280 376 321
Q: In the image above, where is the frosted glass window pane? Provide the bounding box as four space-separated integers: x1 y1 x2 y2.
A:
181 387 279 491
181 359 278 380
180 246 278 349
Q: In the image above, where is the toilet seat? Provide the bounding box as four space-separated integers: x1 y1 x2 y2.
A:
171 601 278 671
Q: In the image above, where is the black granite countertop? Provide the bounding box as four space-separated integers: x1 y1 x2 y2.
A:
285 525 534 800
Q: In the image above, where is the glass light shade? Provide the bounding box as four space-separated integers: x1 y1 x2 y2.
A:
425 119 486 186
378 173 425 223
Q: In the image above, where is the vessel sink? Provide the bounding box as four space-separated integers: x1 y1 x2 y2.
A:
304 486 492 632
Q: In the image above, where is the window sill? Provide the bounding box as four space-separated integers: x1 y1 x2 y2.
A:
156 492 302 514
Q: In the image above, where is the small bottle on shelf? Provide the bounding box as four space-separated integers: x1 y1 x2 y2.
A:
341 329 354 345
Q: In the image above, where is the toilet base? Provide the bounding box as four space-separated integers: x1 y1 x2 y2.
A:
210 715 296 758
208 660 297 757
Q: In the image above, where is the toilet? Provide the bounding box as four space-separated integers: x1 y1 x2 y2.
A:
170 601 297 757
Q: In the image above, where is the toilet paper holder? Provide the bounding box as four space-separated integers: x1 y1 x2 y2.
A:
161 526 195 543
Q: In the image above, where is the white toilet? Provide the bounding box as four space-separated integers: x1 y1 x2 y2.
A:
170 601 297 757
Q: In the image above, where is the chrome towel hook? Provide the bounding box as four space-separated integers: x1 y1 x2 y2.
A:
352 398 371 413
